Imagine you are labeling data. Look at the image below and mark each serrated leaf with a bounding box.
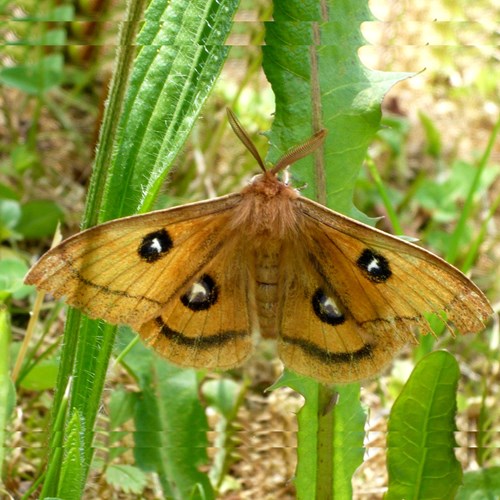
[58,410,84,499]
[105,464,148,495]
[282,372,366,499]
[386,351,462,500]
[263,1,407,498]
[263,0,411,220]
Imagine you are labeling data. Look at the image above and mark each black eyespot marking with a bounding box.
[356,248,392,283]
[312,289,345,326]
[181,274,219,311]
[138,229,173,263]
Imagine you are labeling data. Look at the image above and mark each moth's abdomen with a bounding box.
[254,242,281,338]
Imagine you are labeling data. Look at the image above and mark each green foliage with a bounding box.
[5,0,497,498]
[202,378,245,491]
[0,307,13,476]
[58,410,85,499]
[457,467,500,500]
[0,54,64,95]
[16,200,64,239]
[262,0,407,497]
[104,464,148,495]
[119,331,214,500]
[264,0,410,220]
[33,0,240,497]
[275,373,366,498]
[386,351,462,499]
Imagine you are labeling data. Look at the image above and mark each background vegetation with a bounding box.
[1,0,498,498]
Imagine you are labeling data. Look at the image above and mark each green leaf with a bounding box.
[97,0,240,220]
[16,200,64,239]
[202,378,241,418]
[109,387,137,429]
[0,54,64,95]
[276,373,366,499]
[0,199,21,240]
[58,410,85,499]
[43,0,239,495]
[132,351,214,500]
[263,1,409,497]
[456,467,500,500]
[0,259,29,296]
[0,183,19,201]
[105,464,148,495]
[10,144,39,173]
[419,111,442,159]
[0,306,14,475]
[19,357,59,391]
[386,351,462,500]
[263,0,411,220]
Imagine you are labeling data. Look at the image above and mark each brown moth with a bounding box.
[25,110,492,384]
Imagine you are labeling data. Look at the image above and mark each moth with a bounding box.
[25,110,492,384]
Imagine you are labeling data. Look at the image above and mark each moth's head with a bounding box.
[226,108,327,178]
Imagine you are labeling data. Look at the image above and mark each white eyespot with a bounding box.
[366,258,380,273]
[319,295,343,318]
[187,281,209,303]
[312,289,345,326]
[181,275,219,311]
[149,238,163,254]
[138,229,173,263]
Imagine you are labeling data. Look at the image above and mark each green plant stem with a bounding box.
[83,0,147,229]
[446,115,500,264]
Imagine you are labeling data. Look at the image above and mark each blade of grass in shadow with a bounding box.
[263,0,410,497]
[459,115,500,272]
[41,0,239,495]
[0,306,13,480]
[386,351,462,499]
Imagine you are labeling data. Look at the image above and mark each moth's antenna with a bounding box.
[227,108,267,173]
[271,129,327,174]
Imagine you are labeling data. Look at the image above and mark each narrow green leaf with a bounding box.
[419,111,442,159]
[44,0,238,495]
[58,410,84,499]
[386,351,462,500]
[0,306,14,476]
[98,0,240,220]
